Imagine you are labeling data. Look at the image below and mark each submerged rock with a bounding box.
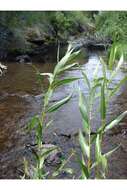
[16,55,32,64]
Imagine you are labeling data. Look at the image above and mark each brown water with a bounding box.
[0,51,127,179]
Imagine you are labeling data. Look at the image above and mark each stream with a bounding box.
[0,50,127,179]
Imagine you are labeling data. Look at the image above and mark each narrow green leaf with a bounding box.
[54,47,80,76]
[54,51,72,76]
[100,82,106,120]
[58,62,78,74]
[93,59,100,79]
[104,144,121,158]
[104,111,127,132]
[45,120,53,128]
[82,119,89,135]
[109,54,124,84]
[66,43,73,53]
[52,77,80,89]
[77,156,89,179]
[100,57,107,81]
[35,121,43,146]
[41,147,57,158]
[108,44,118,70]
[47,93,72,113]
[79,130,89,158]
[67,50,80,64]
[82,70,91,90]
[27,115,40,131]
[109,76,127,98]
[44,88,53,107]
[91,161,98,169]
[95,134,101,161]
[57,41,60,63]
[101,155,107,172]
[90,83,101,104]
[79,89,89,124]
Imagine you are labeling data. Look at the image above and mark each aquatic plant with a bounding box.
[23,42,127,179]
[23,44,80,179]
[78,45,127,179]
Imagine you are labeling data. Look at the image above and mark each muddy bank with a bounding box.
[0,51,127,179]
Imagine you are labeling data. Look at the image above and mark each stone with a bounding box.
[16,55,31,63]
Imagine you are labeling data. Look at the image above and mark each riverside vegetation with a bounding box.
[1,11,127,61]
[22,43,127,179]
[1,11,127,179]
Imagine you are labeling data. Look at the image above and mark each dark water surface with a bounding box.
[0,51,127,179]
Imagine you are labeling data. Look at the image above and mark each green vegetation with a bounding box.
[78,48,127,179]
[23,45,80,179]
[95,12,127,41]
[95,11,127,60]
[23,43,127,179]
[1,11,127,179]
[0,11,93,55]
[1,11,127,60]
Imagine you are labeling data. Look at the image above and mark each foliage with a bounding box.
[78,44,127,179]
[23,44,80,179]
[95,12,127,60]
[23,43,127,179]
[95,12,127,41]
[0,11,92,39]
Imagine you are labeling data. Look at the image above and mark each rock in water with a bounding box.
[16,55,32,64]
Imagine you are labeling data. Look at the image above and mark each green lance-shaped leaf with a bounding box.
[27,115,41,131]
[95,134,108,174]
[104,144,121,158]
[47,93,72,113]
[109,76,127,98]
[82,70,91,90]
[54,48,80,76]
[53,52,71,76]
[41,147,57,160]
[58,62,78,74]
[35,121,43,146]
[79,130,89,158]
[100,82,106,121]
[45,120,53,128]
[100,57,107,81]
[44,88,53,107]
[82,119,89,135]
[52,77,80,89]
[101,155,108,173]
[108,43,118,70]
[77,156,90,179]
[67,50,81,64]
[95,134,101,161]
[109,54,124,84]
[93,58,100,80]
[104,111,127,132]
[79,89,89,124]
[66,43,73,53]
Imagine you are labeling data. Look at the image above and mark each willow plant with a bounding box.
[23,44,80,179]
[78,44,127,179]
